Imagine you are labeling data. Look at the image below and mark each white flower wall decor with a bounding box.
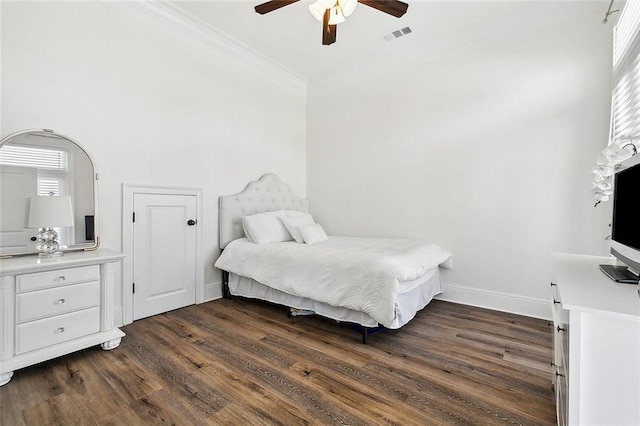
[593,139,638,206]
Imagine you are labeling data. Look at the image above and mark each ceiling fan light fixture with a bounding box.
[255,0,410,45]
[309,0,333,22]
[328,5,346,25]
[320,0,338,7]
[338,0,357,17]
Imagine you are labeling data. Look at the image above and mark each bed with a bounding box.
[214,174,452,342]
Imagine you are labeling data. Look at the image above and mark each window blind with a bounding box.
[0,145,67,170]
[613,0,640,69]
[0,144,69,200]
[38,178,61,196]
[611,0,640,140]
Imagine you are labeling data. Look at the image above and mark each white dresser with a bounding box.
[0,249,125,386]
[551,252,640,426]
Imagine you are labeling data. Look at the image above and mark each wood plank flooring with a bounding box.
[0,299,555,425]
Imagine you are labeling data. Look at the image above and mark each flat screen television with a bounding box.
[600,153,640,284]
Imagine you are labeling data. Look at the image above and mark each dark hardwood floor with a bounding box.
[0,299,555,425]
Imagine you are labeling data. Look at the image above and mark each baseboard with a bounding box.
[115,283,221,327]
[120,282,549,320]
[204,281,223,302]
[435,284,552,320]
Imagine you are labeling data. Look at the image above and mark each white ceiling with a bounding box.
[167,0,614,83]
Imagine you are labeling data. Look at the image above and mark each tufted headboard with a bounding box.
[218,174,309,249]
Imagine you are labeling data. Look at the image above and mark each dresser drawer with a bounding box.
[16,265,100,293]
[15,307,100,354]
[15,281,100,324]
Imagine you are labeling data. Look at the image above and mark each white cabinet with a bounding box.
[0,249,125,386]
[552,253,640,426]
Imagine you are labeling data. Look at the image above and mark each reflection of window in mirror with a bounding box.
[0,144,72,247]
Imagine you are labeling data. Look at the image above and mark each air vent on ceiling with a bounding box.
[384,26,412,41]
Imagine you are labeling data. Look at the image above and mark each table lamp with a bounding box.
[28,195,74,257]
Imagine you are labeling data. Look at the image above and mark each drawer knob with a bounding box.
[57,298,66,305]
[56,276,66,282]
[57,327,65,333]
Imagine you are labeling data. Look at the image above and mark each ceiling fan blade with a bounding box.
[357,0,409,18]
[322,8,337,45]
[255,0,300,15]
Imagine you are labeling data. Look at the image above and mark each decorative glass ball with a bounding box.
[36,228,59,255]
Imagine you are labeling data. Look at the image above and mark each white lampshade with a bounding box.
[309,0,337,22]
[338,0,357,17]
[28,195,74,228]
[309,2,326,22]
[317,0,337,8]
[328,6,346,25]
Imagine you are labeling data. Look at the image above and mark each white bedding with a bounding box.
[214,236,452,327]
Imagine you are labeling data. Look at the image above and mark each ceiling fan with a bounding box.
[254,0,409,46]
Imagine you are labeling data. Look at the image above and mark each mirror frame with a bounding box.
[0,128,100,257]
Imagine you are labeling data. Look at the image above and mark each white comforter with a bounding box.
[214,236,452,327]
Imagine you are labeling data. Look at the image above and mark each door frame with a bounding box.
[122,184,204,325]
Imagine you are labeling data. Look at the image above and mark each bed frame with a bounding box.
[217,174,446,343]
[218,174,379,342]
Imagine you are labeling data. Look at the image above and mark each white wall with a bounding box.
[307,3,612,318]
[1,1,615,321]
[1,1,306,324]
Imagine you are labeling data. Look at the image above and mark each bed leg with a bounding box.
[362,327,368,344]
[222,270,231,299]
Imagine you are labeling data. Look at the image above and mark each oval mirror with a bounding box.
[0,129,98,257]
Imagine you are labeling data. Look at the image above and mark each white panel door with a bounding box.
[0,166,38,253]
[133,193,197,320]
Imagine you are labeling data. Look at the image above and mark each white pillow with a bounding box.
[300,223,328,245]
[283,209,308,217]
[280,214,315,243]
[242,210,292,244]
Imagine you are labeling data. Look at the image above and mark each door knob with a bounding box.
[187,219,197,226]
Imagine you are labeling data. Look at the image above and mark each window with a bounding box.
[593,2,640,205]
[0,144,69,196]
[0,144,71,244]
[0,144,67,170]
[612,0,640,140]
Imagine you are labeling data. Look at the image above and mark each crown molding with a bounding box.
[121,1,306,91]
